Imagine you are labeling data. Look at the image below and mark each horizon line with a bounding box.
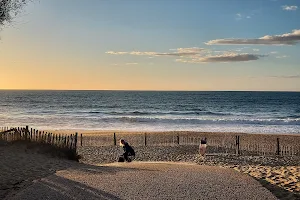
[0,89,299,92]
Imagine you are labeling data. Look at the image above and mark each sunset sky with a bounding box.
[1,0,300,91]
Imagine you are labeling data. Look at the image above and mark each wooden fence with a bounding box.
[80,132,300,156]
[0,126,78,155]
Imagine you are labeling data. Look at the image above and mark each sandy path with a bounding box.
[11,162,277,200]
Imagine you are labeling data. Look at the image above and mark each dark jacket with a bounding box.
[123,143,135,156]
[200,139,207,144]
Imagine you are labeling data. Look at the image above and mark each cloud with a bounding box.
[155,52,200,56]
[107,48,266,64]
[106,51,129,55]
[275,55,289,59]
[269,75,300,79]
[235,13,252,20]
[270,51,278,54]
[253,49,260,51]
[205,29,300,45]
[234,47,249,52]
[106,51,157,56]
[176,53,266,63]
[282,5,298,11]
[106,47,206,57]
[236,13,242,20]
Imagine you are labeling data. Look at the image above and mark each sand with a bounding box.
[49,130,300,156]
[46,129,299,136]
[1,131,299,199]
[231,165,300,193]
[10,162,277,200]
[0,141,78,199]
[79,145,300,199]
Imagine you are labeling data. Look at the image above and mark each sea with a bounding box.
[0,91,299,134]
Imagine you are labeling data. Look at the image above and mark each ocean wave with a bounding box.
[87,110,234,116]
[99,116,300,126]
[276,115,300,119]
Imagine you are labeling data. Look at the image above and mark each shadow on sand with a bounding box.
[0,142,154,199]
[257,178,300,200]
[9,163,157,200]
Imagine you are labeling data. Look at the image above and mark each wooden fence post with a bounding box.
[64,136,67,148]
[177,134,180,145]
[236,136,240,155]
[144,133,147,146]
[80,134,83,146]
[74,132,78,152]
[113,133,116,146]
[51,133,54,144]
[67,135,70,148]
[276,138,280,155]
[58,134,61,147]
[25,126,29,140]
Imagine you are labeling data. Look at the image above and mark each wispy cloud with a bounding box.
[253,49,260,52]
[107,48,267,64]
[176,53,266,63]
[275,55,289,59]
[106,51,130,55]
[205,29,300,45]
[282,5,298,11]
[270,51,278,54]
[106,51,156,56]
[235,13,252,20]
[236,13,242,20]
[235,8,261,21]
[269,75,300,79]
[125,63,138,65]
[234,47,249,52]
[106,47,206,57]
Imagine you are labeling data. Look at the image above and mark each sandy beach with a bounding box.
[10,162,277,200]
[0,141,79,199]
[48,130,300,156]
[1,131,299,199]
[78,145,300,199]
[47,129,300,137]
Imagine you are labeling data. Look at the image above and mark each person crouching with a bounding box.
[119,139,135,162]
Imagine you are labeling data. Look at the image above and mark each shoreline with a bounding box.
[45,129,300,136]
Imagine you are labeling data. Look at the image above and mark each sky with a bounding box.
[0,0,300,91]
